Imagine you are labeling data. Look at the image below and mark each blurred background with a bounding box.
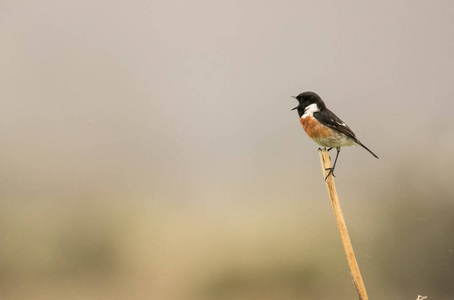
[1,0,454,299]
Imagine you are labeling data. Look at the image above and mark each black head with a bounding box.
[291,91,325,117]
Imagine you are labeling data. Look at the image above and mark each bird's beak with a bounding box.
[291,96,298,110]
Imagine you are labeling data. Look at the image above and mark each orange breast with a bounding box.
[300,115,333,139]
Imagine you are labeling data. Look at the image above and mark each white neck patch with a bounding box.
[302,103,319,118]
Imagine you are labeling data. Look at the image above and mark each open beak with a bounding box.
[291,96,299,110]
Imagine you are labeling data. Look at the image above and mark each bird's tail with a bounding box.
[357,141,379,159]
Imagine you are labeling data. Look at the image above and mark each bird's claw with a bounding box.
[324,167,335,180]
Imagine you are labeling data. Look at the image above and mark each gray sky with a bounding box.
[1,0,453,206]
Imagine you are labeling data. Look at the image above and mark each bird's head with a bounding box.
[291,91,325,117]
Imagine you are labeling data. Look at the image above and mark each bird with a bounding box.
[292,91,378,179]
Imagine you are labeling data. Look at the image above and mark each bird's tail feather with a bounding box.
[357,141,379,159]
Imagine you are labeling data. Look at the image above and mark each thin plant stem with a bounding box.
[318,148,368,300]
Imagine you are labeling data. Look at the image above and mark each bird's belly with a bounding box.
[300,116,356,148]
[312,134,356,148]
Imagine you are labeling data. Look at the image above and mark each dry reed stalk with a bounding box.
[318,148,368,300]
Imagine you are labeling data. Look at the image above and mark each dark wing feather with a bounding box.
[314,109,379,158]
[313,109,358,141]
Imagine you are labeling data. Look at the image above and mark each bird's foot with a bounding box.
[319,148,333,171]
[324,167,335,180]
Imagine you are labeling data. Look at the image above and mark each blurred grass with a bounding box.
[0,163,453,300]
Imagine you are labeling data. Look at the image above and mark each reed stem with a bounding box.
[318,148,368,300]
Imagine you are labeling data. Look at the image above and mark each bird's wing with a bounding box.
[313,109,358,140]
